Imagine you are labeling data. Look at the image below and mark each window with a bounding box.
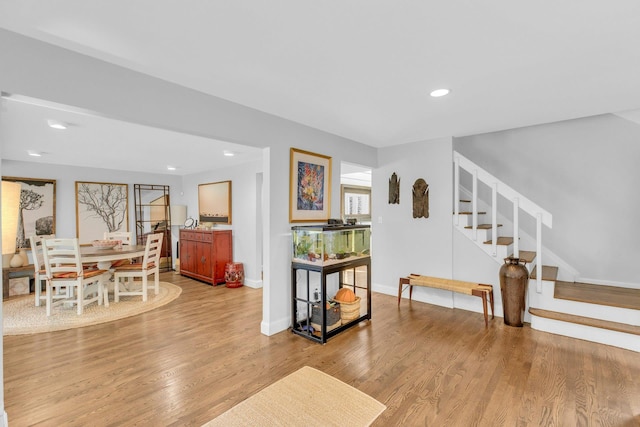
[340,184,371,222]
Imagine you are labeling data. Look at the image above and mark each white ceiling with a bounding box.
[0,95,263,176]
[2,1,640,173]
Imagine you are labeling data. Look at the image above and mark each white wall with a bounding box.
[261,144,378,336]
[1,160,182,247]
[454,114,640,286]
[181,158,263,287]
[372,137,456,305]
[0,29,378,341]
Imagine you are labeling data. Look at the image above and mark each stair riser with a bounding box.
[528,284,639,325]
[530,316,639,352]
[455,214,485,227]
[457,226,495,243]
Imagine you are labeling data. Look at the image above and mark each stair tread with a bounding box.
[530,265,558,281]
[515,250,536,264]
[464,224,503,230]
[483,237,513,245]
[529,308,640,336]
[554,281,640,311]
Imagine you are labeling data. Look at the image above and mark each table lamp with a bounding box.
[170,205,187,271]
[2,181,22,268]
[170,205,187,228]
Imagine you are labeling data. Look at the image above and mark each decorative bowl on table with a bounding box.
[91,240,119,249]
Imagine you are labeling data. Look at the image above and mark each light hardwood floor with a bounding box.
[4,272,639,426]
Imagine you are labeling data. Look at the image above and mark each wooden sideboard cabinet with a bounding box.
[179,229,232,285]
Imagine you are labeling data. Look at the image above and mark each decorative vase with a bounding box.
[9,253,23,268]
[499,257,529,327]
[19,247,29,266]
[224,262,244,288]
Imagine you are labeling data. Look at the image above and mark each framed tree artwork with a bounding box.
[1,176,56,249]
[75,181,128,245]
[198,180,232,225]
[289,148,332,223]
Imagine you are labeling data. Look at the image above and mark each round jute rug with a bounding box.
[3,281,182,335]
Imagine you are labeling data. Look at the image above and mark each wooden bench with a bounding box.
[398,273,494,327]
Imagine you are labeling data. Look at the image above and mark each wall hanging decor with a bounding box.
[198,180,232,225]
[289,148,332,223]
[388,172,400,204]
[76,181,128,245]
[412,178,429,218]
[2,176,56,248]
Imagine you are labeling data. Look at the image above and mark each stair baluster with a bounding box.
[491,183,497,256]
[472,169,478,241]
[536,213,543,293]
[513,197,519,257]
[454,156,460,226]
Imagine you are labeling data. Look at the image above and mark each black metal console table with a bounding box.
[291,256,371,344]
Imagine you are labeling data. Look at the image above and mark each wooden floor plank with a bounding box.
[3,272,639,426]
[555,280,640,310]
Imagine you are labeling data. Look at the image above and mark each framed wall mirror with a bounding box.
[134,184,172,271]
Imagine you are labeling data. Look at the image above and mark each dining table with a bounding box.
[79,244,148,306]
[80,244,147,270]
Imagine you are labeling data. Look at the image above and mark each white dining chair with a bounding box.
[113,232,163,302]
[103,231,133,246]
[41,238,110,316]
[103,231,134,267]
[30,234,65,307]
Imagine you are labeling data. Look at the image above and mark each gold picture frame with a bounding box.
[289,148,332,223]
[2,176,56,248]
[75,181,129,245]
[198,180,232,225]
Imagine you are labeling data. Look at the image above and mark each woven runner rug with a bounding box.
[3,281,181,335]
[202,366,386,427]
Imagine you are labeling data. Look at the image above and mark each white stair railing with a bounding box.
[453,151,552,292]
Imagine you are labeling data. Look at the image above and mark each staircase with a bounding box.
[453,151,639,352]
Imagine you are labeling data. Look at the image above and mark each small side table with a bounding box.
[2,265,35,299]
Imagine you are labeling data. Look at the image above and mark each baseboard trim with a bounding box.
[244,278,263,289]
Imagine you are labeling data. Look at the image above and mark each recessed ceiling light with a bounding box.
[27,150,42,157]
[223,150,235,157]
[167,166,176,171]
[430,88,450,98]
[47,119,67,130]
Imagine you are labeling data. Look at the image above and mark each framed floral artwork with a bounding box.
[75,181,128,245]
[289,148,332,223]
